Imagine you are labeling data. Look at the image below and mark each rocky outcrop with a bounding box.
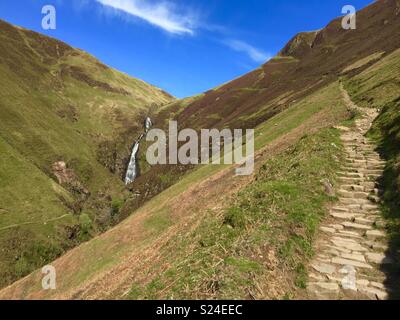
[278,31,319,58]
[52,161,89,199]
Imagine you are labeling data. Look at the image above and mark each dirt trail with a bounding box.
[306,86,396,300]
[0,214,70,232]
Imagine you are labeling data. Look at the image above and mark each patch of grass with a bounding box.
[369,98,400,253]
[143,208,173,233]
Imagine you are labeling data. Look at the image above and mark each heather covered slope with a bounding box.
[0,19,174,287]
[158,0,399,131]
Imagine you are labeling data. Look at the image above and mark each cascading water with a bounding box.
[124,140,140,185]
[124,117,153,185]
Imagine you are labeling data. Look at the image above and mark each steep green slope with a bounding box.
[0,19,174,287]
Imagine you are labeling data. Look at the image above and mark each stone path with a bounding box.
[306,88,395,300]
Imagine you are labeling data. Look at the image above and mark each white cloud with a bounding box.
[224,39,270,63]
[95,0,196,35]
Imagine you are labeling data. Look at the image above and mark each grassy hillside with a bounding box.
[0,19,174,287]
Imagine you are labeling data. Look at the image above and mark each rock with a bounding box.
[307,282,340,299]
[320,226,335,233]
[330,224,345,230]
[356,279,370,287]
[365,252,394,264]
[354,217,374,226]
[342,222,372,230]
[330,211,361,220]
[331,257,373,269]
[322,179,335,196]
[365,230,386,240]
[358,287,388,300]
[309,273,325,281]
[340,253,366,263]
[362,204,380,211]
[311,263,336,274]
[327,245,351,254]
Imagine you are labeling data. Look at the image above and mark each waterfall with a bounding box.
[124,141,140,185]
[124,117,153,185]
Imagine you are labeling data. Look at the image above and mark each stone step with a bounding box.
[342,221,372,231]
[362,204,380,211]
[341,252,367,262]
[331,257,373,269]
[338,172,364,178]
[339,177,364,184]
[360,169,384,175]
[346,159,367,165]
[339,198,370,205]
[364,241,388,251]
[346,155,366,161]
[354,217,375,226]
[330,211,363,220]
[341,185,365,192]
[365,175,382,181]
[365,252,394,265]
[365,230,386,240]
[338,190,370,199]
[307,282,340,299]
[338,230,363,239]
[367,195,381,204]
[342,167,363,174]
[361,181,379,189]
[331,206,349,213]
[330,238,369,252]
[358,286,388,300]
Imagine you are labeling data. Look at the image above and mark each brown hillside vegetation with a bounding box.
[166,0,399,131]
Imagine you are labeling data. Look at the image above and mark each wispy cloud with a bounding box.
[223,39,270,63]
[95,0,196,35]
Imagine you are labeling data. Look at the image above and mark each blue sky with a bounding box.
[0,0,373,98]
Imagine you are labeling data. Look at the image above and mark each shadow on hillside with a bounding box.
[374,148,400,299]
[367,97,400,300]
[377,170,400,300]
